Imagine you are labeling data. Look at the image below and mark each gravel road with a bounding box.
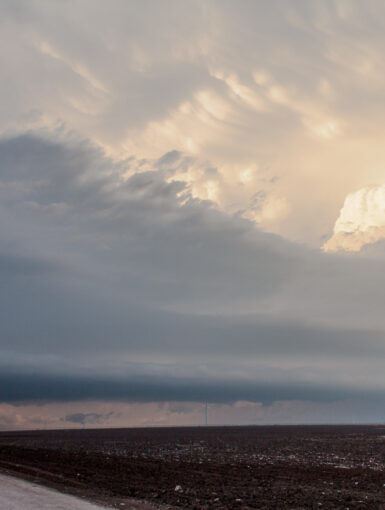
[0,473,109,510]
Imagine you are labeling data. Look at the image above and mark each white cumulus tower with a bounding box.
[323,185,385,252]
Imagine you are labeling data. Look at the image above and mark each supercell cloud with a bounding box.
[2,133,385,415]
[2,1,385,426]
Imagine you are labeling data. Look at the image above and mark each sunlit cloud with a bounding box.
[3,1,385,425]
[324,185,385,251]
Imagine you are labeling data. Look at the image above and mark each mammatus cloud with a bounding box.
[324,185,385,252]
[5,1,385,246]
[3,1,385,426]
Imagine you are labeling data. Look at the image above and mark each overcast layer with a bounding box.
[2,1,385,427]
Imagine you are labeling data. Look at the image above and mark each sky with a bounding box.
[2,0,385,429]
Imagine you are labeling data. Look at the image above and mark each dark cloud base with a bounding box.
[0,371,380,406]
[1,133,385,413]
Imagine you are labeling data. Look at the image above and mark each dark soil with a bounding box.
[1,425,385,509]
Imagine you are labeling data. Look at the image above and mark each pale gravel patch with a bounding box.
[0,473,110,510]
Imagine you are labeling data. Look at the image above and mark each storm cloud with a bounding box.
[0,133,385,410]
[2,2,385,425]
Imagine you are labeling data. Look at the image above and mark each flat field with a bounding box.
[1,425,385,509]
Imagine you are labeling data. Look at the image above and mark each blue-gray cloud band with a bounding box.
[1,134,385,405]
[1,370,382,405]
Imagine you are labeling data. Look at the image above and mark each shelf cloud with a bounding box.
[2,1,385,426]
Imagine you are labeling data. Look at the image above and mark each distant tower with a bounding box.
[205,401,208,426]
